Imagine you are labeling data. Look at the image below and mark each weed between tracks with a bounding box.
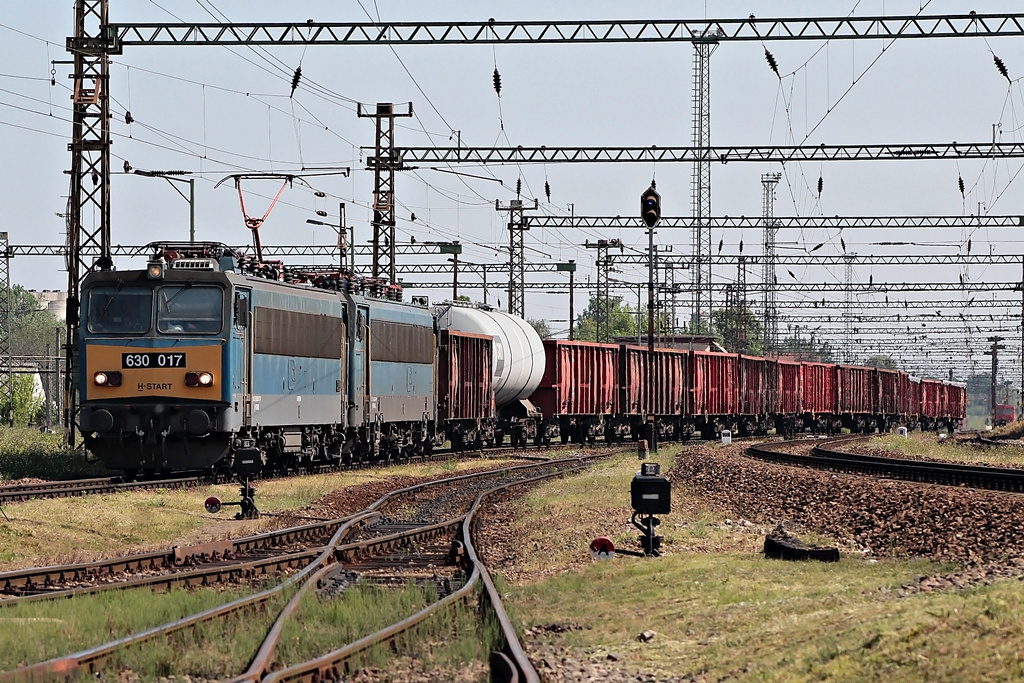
[276,580,498,680]
[494,448,1024,681]
[0,582,288,676]
[868,430,1024,468]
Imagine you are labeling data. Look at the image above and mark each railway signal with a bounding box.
[640,183,661,228]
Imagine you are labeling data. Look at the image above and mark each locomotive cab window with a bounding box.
[157,285,223,334]
[86,285,153,334]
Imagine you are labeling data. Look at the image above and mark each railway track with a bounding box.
[0,476,203,505]
[0,453,608,681]
[0,441,580,506]
[747,435,1024,492]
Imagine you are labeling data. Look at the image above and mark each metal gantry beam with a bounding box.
[107,14,1024,47]
[522,215,1024,230]
[392,281,1022,293]
[613,254,1024,266]
[373,142,1024,165]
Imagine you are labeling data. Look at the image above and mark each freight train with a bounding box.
[75,241,965,476]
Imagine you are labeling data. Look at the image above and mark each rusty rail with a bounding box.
[0,456,604,681]
[259,469,563,683]
[0,476,201,504]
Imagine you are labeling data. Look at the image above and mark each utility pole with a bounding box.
[0,232,10,427]
[584,239,623,343]
[496,198,539,318]
[66,0,112,444]
[642,182,662,453]
[986,336,1006,426]
[843,253,857,363]
[691,32,720,334]
[556,261,577,340]
[360,102,412,284]
[761,172,781,353]
[437,242,463,300]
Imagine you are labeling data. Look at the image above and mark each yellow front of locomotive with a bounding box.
[79,264,231,474]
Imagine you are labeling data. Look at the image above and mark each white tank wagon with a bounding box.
[433,303,545,411]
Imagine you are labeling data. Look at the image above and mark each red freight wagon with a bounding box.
[838,365,873,415]
[908,377,923,420]
[531,340,618,418]
[800,362,837,415]
[920,379,942,419]
[437,330,493,422]
[874,368,901,416]
[778,360,802,414]
[619,345,687,416]
[947,383,967,421]
[691,351,738,418]
[896,372,915,418]
[737,355,772,416]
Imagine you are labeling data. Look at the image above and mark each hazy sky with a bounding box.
[3,1,1024,377]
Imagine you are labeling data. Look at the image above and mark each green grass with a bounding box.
[277,580,499,676]
[870,431,1024,467]
[495,448,1024,682]
[0,583,284,674]
[0,428,106,482]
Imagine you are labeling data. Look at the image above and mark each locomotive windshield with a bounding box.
[87,285,153,334]
[156,285,223,334]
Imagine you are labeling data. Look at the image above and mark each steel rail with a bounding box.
[0,456,570,600]
[260,468,564,683]
[0,513,369,596]
[746,436,1024,492]
[108,14,1024,47]
[0,511,379,683]
[0,476,200,505]
[0,456,601,681]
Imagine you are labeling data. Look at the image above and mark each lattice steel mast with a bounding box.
[66,0,112,441]
[761,173,781,353]
[360,102,412,284]
[584,239,622,343]
[496,198,538,318]
[691,34,719,333]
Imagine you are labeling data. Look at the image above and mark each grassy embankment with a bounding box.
[0,428,106,482]
[499,441,1024,682]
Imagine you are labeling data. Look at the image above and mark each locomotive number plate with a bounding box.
[122,352,186,368]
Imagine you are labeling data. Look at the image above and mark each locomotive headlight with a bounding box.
[147,260,164,279]
[185,371,214,387]
[93,371,122,387]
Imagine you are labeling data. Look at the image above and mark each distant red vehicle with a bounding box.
[995,403,1016,427]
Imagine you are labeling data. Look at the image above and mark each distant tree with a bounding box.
[527,318,552,340]
[455,295,471,303]
[775,331,835,363]
[863,354,898,370]
[574,295,638,343]
[1,286,65,357]
[0,373,44,427]
[710,306,764,355]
